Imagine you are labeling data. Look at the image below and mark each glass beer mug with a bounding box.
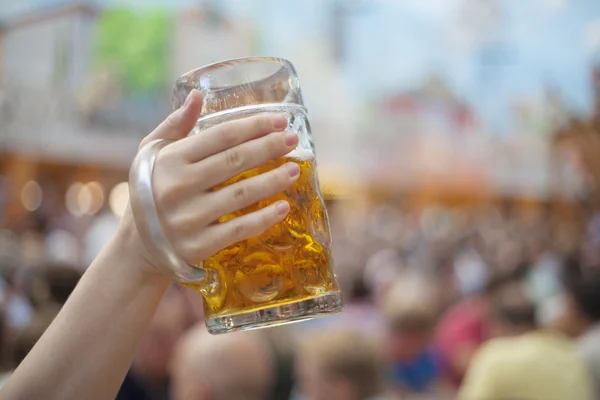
[129,57,342,334]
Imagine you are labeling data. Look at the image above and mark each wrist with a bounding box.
[111,204,172,286]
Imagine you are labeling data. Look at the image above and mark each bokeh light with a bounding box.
[109,182,129,217]
[84,182,105,216]
[65,182,85,217]
[20,181,43,211]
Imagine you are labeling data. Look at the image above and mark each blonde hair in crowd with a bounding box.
[171,325,274,400]
[382,273,439,332]
[300,329,385,399]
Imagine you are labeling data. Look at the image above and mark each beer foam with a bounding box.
[287,148,315,161]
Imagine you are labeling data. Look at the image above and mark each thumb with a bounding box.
[139,89,203,148]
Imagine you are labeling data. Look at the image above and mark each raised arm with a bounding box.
[0,90,299,400]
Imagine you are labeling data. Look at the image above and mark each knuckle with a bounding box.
[154,186,173,207]
[154,145,183,173]
[155,179,186,207]
[154,148,168,166]
[254,115,269,132]
[233,185,247,204]
[169,212,192,233]
[231,222,246,240]
[158,145,177,163]
[164,111,180,130]
[225,148,244,170]
[152,171,170,204]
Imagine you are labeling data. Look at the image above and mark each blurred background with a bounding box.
[2,0,600,399]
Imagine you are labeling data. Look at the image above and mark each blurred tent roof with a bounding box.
[366,135,585,202]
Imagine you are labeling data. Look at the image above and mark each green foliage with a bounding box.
[95,8,171,94]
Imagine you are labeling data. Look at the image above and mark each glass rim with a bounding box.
[174,56,296,86]
[172,56,304,115]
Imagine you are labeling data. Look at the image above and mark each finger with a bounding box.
[195,130,299,189]
[180,162,300,231]
[139,89,203,148]
[178,113,288,163]
[161,162,299,235]
[184,200,290,261]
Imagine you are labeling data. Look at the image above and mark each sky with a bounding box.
[2,0,600,134]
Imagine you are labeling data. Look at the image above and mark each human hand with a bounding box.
[121,89,300,277]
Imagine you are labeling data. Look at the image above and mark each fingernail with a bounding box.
[275,201,290,216]
[286,162,300,178]
[284,131,298,146]
[272,114,288,130]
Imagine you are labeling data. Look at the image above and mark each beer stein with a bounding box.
[129,57,342,334]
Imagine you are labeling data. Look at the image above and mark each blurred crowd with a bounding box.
[0,199,600,400]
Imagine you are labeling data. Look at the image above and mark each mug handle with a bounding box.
[128,139,207,284]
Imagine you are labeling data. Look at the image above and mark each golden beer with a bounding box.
[169,57,342,333]
[186,150,338,318]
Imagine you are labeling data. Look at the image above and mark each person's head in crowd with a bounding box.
[382,274,438,362]
[560,253,600,337]
[481,265,528,299]
[171,325,273,400]
[295,329,385,400]
[487,281,537,338]
[132,285,188,386]
[381,275,441,394]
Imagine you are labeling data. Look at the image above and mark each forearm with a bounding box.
[0,217,170,400]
